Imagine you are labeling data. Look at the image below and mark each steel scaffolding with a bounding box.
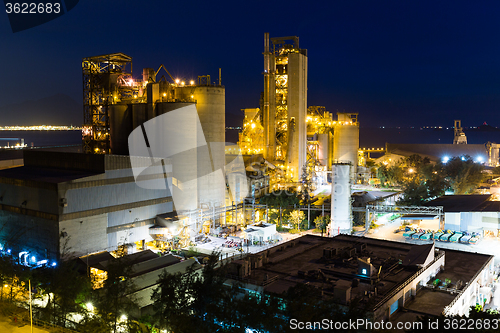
[82,53,133,154]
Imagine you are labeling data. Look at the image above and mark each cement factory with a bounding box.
[1,32,500,325]
[0,33,499,268]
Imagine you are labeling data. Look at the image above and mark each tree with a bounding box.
[314,215,329,237]
[93,257,138,333]
[33,260,91,327]
[259,190,300,227]
[289,210,305,231]
[299,165,316,204]
[444,156,484,194]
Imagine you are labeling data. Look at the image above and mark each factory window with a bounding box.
[362,268,367,275]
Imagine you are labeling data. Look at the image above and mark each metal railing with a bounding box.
[373,250,445,311]
[443,255,494,316]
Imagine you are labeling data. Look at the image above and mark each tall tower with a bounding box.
[263,33,307,182]
[82,53,134,154]
[453,120,467,144]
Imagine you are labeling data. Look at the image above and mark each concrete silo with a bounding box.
[330,163,352,236]
[333,113,359,180]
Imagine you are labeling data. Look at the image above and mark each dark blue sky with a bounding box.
[1,1,500,127]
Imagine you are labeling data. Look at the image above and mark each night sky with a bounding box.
[1,1,500,128]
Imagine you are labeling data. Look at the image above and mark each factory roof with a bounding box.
[230,234,493,315]
[386,143,488,162]
[0,165,99,184]
[426,195,500,212]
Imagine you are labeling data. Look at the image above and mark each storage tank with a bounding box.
[330,163,352,236]
[175,85,226,209]
[333,113,359,179]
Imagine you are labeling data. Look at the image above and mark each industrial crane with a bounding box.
[154,64,175,83]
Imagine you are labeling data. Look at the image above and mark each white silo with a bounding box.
[330,163,352,236]
[333,113,359,180]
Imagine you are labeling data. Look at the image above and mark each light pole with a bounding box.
[29,279,33,333]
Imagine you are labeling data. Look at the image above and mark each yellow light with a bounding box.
[181,81,185,86]
[191,95,194,99]
[134,95,137,98]
[163,93,166,97]
[190,80,195,85]
[251,123,256,129]
[175,79,180,84]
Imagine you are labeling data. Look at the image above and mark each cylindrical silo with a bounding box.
[175,85,226,209]
[333,115,359,180]
[330,163,352,236]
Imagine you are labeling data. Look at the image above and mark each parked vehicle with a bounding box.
[459,232,472,244]
[449,232,463,243]
[420,231,433,240]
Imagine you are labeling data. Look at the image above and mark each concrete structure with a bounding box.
[242,222,278,244]
[263,34,307,182]
[333,113,359,179]
[83,53,227,210]
[380,143,489,165]
[226,234,495,322]
[426,195,500,238]
[330,163,352,235]
[79,249,202,316]
[453,120,467,144]
[0,150,174,261]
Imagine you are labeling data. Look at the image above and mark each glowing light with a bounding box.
[175,79,180,84]
[31,256,36,262]
[163,93,166,97]
[461,156,465,161]
[181,81,185,86]
[86,303,94,312]
[120,314,128,321]
[408,168,414,173]
[251,123,256,129]
[442,156,449,163]
[476,156,483,162]
[190,80,195,85]
[51,262,57,267]
[191,95,194,99]
[128,79,133,86]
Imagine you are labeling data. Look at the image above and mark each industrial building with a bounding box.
[82,53,228,210]
[375,120,500,167]
[0,150,174,261]
[425,195,500,238]
[238,34,360,190]
[262,34,308,183]
[0,52,252,263]
[226,234,495,321]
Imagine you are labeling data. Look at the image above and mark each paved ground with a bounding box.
[0,317,51,333]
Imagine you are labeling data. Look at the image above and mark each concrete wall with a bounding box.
[0,210,59,260]
[445,211,500,234]
[374,251,445,321]
[59,214,107,257]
